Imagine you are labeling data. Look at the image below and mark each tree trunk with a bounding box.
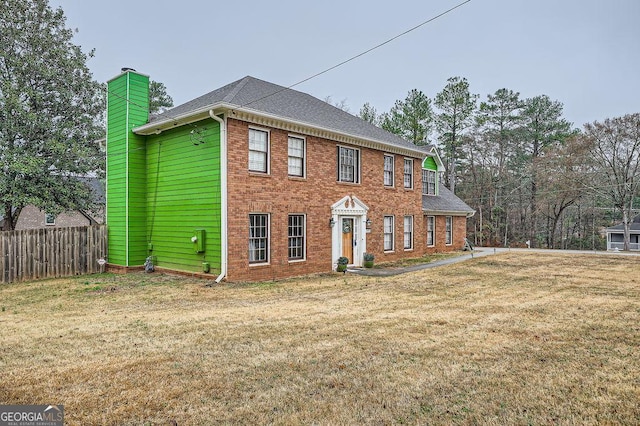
[622,209,631,251]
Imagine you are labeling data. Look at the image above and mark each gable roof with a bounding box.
[605,215,640,232]
[134,76,432,157]
[423,184,476,217]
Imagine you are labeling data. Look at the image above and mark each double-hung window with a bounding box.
[403,159,413,189]
[249,128,269,173]
[337,146,360,183]
[249,214,269,264]
[288,136,305,177]
[383,154,394,187]
[288,214,305,261]
[383,216,394,251]
[404,216,413,250]
[445,216,453,245]
[427,216,435,246]
[422,170,436,195]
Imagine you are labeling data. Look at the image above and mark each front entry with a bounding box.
[331,195,369,268]
[341,218,354,263]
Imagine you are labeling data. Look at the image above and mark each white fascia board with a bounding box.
[132,103,228,135]
[423,209,476,218]
[229,107,430,159]
[134,104,429,158]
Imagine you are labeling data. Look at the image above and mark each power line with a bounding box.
[101,0,472,120]
[240,0,472,109]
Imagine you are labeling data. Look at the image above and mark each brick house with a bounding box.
[1,178,105,230]
[106,69,474,282]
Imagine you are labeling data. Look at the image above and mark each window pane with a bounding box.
[249,151,266,172]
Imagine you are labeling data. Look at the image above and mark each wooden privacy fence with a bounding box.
[1,225,107,284]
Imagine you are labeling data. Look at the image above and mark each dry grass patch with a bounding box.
[1,252,639,425]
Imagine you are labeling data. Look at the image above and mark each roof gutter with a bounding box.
[208,110,227,283]
[423,209,476,218]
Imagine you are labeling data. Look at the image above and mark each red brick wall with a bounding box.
[225,118,468,282]
[423,214,468,253]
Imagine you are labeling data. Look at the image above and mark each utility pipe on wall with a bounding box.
[209,110,227,283]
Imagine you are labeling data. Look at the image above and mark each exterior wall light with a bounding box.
[366,218,372,228]
[329,217,336,227]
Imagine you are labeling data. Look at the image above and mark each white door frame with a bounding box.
[331,195,368,268]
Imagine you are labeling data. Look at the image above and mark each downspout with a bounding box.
[209,110,227,283]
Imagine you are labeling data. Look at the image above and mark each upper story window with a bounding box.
[422,169,437,195]
[383,154,394,187]
[249,128,269,173]
[288,136,305,177]
[403,158,413,189]
[337,146,360,184]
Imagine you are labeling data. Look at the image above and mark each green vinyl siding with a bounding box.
[423,156,438,171]
[145,121,222,274]
[106,71,149,266]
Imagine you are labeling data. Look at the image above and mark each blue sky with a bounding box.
[50,0,639,128]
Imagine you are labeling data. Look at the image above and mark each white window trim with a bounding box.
[337,145,361,184]
[287,134,306,178]
[427,216,435,247]
[383,215,395,252]
[249,213,270,266]
[248,126,270,174]
[383,154,394,187]
[403,158,414,189]
[404,215,414,251]
[287,213,306,262]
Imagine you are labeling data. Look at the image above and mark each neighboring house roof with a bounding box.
[135,76,432,157]
[423,184,476,217]
[605,215,640,233]
[79,177,106,205]
[0,177,105,227]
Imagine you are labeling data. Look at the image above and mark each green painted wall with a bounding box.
[423,156,438,171]
[146,122,222,274]
[106,71,149,266]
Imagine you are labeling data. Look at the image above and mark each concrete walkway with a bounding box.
[346,247,640,277]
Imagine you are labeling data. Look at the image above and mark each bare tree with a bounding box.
[583,113,640,250]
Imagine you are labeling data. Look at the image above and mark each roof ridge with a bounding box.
[222,76,253,104]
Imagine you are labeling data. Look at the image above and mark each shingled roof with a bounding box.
[423,184,475,216]
[143,76,431,155]
[605,215,640,232]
